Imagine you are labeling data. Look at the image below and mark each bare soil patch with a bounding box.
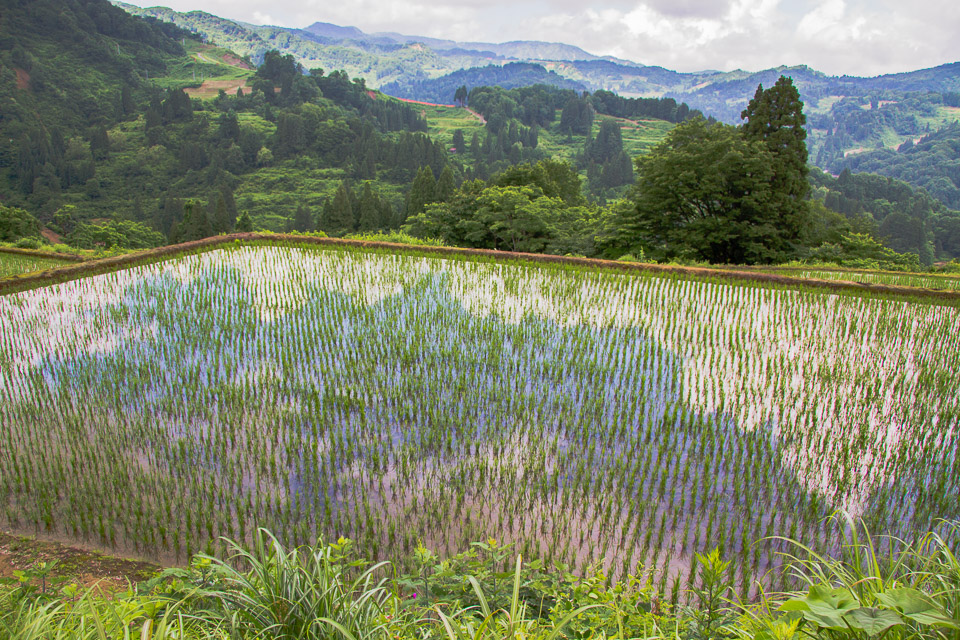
[14,67,29,90]
[0,530,159,593]
[222,53,252,69]
[184,78,252,99]
[40,228,63,244]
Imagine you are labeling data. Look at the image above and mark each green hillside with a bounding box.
[109,2,960,209]
[5,0,960,274]
[0,1,689,255]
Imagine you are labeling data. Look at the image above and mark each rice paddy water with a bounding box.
[1,244,958,600]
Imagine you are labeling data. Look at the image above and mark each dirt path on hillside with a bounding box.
[464,107,486,124]
[393,97,486,125]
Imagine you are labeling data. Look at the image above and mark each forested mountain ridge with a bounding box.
[113,2,960,209]
[3,0,959,268]
[0,0,463,248]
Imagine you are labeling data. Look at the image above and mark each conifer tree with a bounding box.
[407,166,437,218]
[741,76,808,195]
[219,185,238,229]
[452,129,465,151]
[292,201,313,232]
[236,211,253,232]
[328,181,356,235]
[357,183,381,232]
[179,200,211,241]
[435,166,456,203]
[740,75,810,243]
[212,194,232,235]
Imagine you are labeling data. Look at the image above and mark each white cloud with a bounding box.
[797,0,847,39]
[251,11,282,26]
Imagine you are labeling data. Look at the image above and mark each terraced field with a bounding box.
[0,252,73,279]
[760,267,960,291]
[1,242,958,600]
[417,102,674,166]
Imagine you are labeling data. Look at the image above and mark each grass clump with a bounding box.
[2,516,958,639]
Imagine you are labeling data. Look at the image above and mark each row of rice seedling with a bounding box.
[1,244,958,600]
[0,252,72,279]
[764,268,960,291]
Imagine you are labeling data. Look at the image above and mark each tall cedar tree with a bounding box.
[407,166,437,218]
[212,195,232,235]
[436,166,457,203]
[452,129,466,152]
[327,182,356,235]
[293,201,313,232]
[741,76,809,243]
[357,183,381,232]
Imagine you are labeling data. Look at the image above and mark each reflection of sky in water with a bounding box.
[2,246,959,532]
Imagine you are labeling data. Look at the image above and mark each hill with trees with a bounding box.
[3,0,959,270]
[827,122,960,210]
[110,4,960,210]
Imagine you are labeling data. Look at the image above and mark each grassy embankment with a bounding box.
[1,517,958,639]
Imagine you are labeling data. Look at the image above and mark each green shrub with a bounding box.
[0,204,40,243]
[14,237,41,250]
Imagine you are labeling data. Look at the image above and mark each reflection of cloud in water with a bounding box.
[2,245,959,535]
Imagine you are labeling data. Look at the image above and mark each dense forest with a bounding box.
[828,122,960,209]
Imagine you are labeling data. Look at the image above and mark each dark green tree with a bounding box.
[219,185,239,229]
[492,159,584,206]
[740,76,809,239]
[0,204,41,242]
[407,166,437,218]
[177,200,211,242]
[292,201,314,232]
[89,125,110,161]
[236,211,254,232]
[219,111,241,143]
[452,129,466,152]
[357,182,381,232]
[120,84,135,116]
[327,181,356,235]
[614,117,791,264]
[435,165,457,203]
[211,194,233,235]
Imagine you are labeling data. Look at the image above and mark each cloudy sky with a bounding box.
[124,0,960,77]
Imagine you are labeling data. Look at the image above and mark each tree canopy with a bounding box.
[610,118,794,264]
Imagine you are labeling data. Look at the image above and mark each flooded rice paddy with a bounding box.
[1,244,959,597]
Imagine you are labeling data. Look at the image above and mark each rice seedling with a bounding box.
[1,242,958,602]
[760,268,960,291]
[0,253,72,279]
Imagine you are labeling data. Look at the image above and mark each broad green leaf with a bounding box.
[778,598,810,612]
[787,585,860,630]
[845,607,903,635]
[876,588,959,628]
